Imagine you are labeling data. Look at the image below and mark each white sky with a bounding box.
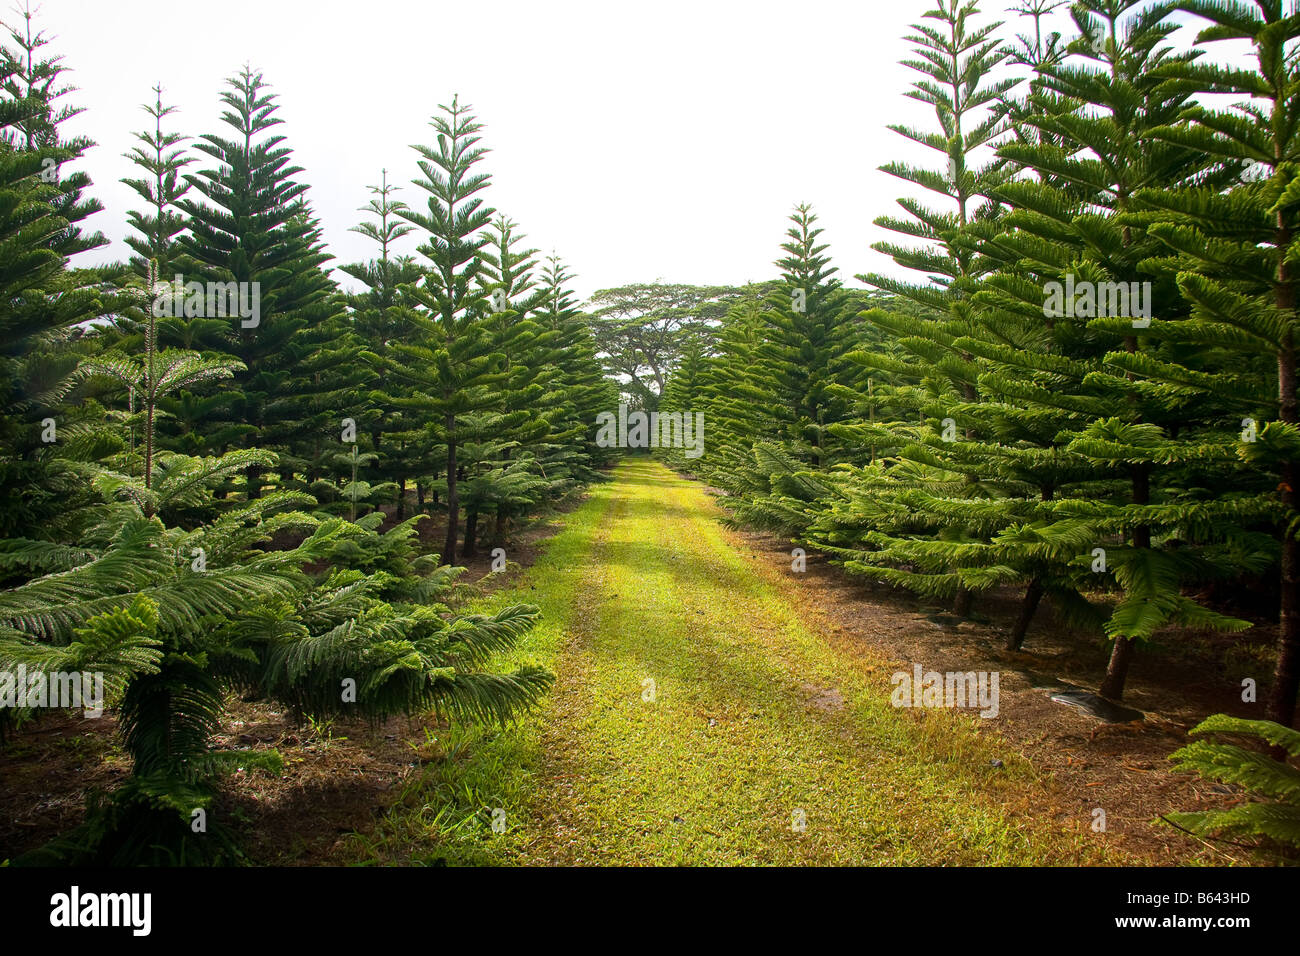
[24,0,1224,303]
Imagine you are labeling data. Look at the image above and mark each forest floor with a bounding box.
[1,458,1266,865]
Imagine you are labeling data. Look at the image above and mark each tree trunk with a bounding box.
[1006,579,1044,651]
[1268,522,1300,727]
[1268,347,1299,728]
[952,587,972,618]
[493,505,508,547]
[1006,489,1056,651]
[443,416,458,565]
[463,505,479,560]
[1100,467,1151,700]
[1100,635,1135,700]
[396,476,406,520]
[1268,183,1298,732]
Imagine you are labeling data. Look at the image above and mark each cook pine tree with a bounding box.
[121,85,191,281]
[838,0,1015,618]
[1129,0,1300,726]
[0,4,111,538]
[953,0,1250,683]
[390,95,502,565]
[343,169,427,518]
[176,67,340,495]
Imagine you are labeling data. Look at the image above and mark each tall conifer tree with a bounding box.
[122,85,190,279]
[177,68,340,497]
[390,96,502,564]
[837,0,1015,617]
[343,170,426,518]
[1127,0,1300,724]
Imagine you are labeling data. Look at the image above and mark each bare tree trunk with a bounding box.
[493,505,508,547]
[1269,304,1299,727]
[1100,467,1150,699]
[463,504,479,560]
[1268,518,1299,727]
[1100,635,1136,700]
[1006,579,1044,651]
[953,588,972,618]
[443,414,458,565]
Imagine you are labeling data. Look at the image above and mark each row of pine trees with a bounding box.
[660,0,1300,734]
[0,4,616,862]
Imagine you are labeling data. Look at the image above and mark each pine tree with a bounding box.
[816,0,1016,618]
[751,204,856,470]
[390,96,502,565]
[0,4,111,538]
[811,0,1254,682]
[176,67,340,498]
[658,333,710,471]
[82,264,245,502]
[2,473,553,863]
[535,255,622,476]
[665,288,782,514]
[342,169,427,519]
[684,207,861,535]
[457,215,552,556]
[0,0,101,247]
[1122,0,1300,724]
[121,85,191,279]
[949,0,1251,678]
[1036,0,1224,696]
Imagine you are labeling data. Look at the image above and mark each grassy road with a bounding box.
[351,459,1123,865]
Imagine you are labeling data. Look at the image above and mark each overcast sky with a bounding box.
[27,0,1216,303]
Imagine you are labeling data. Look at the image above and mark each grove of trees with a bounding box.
[661,0,1300,741]
[0,5,616,862]
[4,0,1300,864]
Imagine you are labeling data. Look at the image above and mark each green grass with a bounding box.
[346,459,1128,866]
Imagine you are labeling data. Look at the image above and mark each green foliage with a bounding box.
[14,0,1300,869]
[0,18,611,862]
[657,0,1299,722]
[588,282,759,409]
[1165,715,1300,852]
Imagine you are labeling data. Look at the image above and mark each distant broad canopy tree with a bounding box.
[586,282,770,410]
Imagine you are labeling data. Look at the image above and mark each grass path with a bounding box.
[352,459,1128,865]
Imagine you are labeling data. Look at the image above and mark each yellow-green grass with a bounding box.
[345,458,1127,866]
